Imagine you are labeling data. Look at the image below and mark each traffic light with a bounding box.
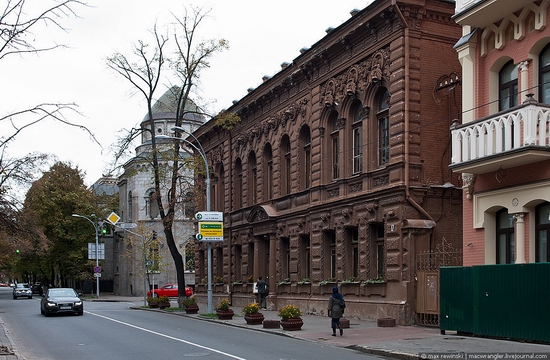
[15,249,19,254]
[100,222,110,236]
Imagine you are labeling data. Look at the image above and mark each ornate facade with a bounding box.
[191,0,463,324]
[451,0,550,266]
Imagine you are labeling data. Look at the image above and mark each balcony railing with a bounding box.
[450,100,550,174]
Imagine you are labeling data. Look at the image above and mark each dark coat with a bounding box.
[328,294,344,319]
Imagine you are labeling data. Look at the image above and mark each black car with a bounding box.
[13,283,32,299]
[40,288,83,316]
[31,284,43,296]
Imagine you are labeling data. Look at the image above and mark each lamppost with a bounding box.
[159,127,213,313]
[72,213,100,298]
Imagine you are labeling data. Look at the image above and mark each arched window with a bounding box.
[299,126,311,189]
[377,89,390,166]
[263,144,273,200]
[280,135,291,196]
[147,190,160,219]
[127,191,133,221]
[496,208,514,264]
[234,158,242,209]
[248,152,257,205]
[536,202,550,262]
[499,60,518,111]
[352,101,364,174]
[539,45,550,104]
[329,110,340,180]
[216,164,225,211]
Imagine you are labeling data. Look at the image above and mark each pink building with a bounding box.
[451,0,550,266]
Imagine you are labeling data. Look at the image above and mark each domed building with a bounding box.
[114,87,205,297]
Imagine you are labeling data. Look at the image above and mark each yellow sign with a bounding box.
[107,212,120,225]
[198,222,224,241]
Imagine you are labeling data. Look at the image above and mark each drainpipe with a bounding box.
[392,0,434,222]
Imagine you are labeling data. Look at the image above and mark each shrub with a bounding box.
[182,297,197,308]
[242,302,260,315]
[278,304,302,320]
[217,298,231,311]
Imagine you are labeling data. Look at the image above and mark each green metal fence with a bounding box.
[440,263,550,343]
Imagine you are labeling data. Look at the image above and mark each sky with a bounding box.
[2,0,371,187]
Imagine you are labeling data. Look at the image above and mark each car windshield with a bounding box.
[16,284,29,288]
[49,289,76,297]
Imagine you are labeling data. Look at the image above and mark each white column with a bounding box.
[518,61,529,102]
[514,213,526,264]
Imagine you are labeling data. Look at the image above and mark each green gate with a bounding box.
[440,263,550,343]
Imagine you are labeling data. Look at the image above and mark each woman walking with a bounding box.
[328,286,345,336]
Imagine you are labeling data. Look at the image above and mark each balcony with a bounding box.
[454,0,534,28]
[450,99,550,175]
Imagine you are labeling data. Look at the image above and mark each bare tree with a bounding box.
[107,7,228,306]
[0,0,98,151]
[0,1,97,248]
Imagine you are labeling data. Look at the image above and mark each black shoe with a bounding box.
[332,333,336,336]
[340,328,343,336]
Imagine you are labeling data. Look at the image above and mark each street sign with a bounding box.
[88,243,105,260]
[195,211,223,222]
[196,233,203,241]
[106,212,120,225]
[197,222,224,242]
[120,222,137,229]
[94,266,101,273]
[94,273,101,278]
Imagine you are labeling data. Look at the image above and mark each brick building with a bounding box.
[451,0,550,266]
[190,0,463,325]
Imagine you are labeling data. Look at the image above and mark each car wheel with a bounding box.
[28,296,32,299]
[12,296,16,299]
[44,311,50,317]
[41,307,44,315]
[153,293,158,297]
[77,311,83,316]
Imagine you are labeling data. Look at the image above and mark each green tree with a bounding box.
[20,162,97,287]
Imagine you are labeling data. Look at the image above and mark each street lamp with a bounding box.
[165,126,214,314]
[72,213,100,298]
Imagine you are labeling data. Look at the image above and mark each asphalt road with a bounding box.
[0,288,383,360]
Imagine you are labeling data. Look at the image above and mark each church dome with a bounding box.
[141,86,205,124]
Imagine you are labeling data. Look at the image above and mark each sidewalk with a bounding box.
[1,295,549,359]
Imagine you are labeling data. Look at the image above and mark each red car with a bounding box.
[147,284,193,297]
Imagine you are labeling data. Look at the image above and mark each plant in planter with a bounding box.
[277,278,291,286]
[182,296,199,314]
[319,278,336,286]
[364,277,386,284]
[364,277,387,296]
[216,298,234,320]
[157,295,171,309]
[278,304,303,331]
[297,278,310,285]
[147,296,159,308]
[247,274,254,283]
[242,302,264,325]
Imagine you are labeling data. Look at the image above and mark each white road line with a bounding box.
[86,311,246,360]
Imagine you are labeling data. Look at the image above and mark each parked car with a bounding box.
[147,284,193,298]
[12,283,32,299]
[31,284,43,295]
[40,288,83,316]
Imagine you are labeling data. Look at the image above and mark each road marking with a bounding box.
[87,311,246,359]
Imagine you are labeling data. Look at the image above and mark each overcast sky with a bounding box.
[2,0,371,186]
